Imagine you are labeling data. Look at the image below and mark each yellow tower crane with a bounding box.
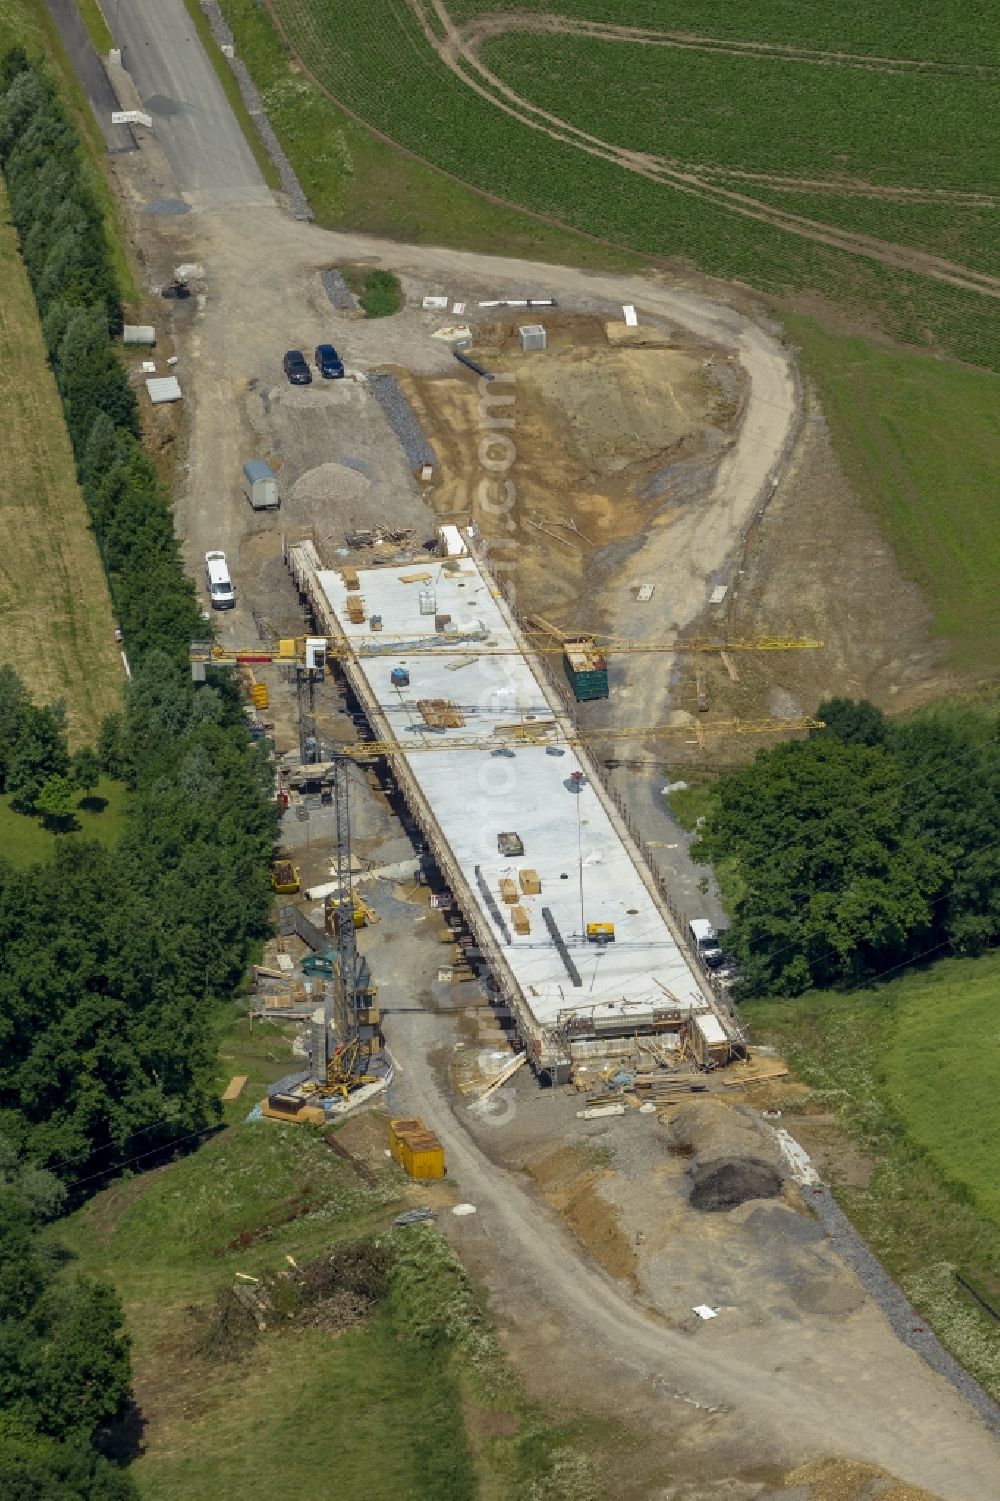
[191,633,822,668]
[317,715,824,762]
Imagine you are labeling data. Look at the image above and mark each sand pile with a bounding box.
[666,1098,784,1213]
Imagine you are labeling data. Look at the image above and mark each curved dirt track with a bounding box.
[390,1003,1000,1501]
[459,10,1000,76]
[400,0,1000,296]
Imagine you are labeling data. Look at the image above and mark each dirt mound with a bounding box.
[666,1099,784,1213]
[689,1157,783,1212]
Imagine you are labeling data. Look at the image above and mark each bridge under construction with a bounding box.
[286,536,746,1081]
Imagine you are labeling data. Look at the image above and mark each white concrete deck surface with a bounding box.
[317,559,713,1036]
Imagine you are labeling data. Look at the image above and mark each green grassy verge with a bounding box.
[215,1014,303,1122]
[883,961,1000,1227]
[216,0,644,271]
[749,952,1000,1398]
[666,782,716,832]
[178,0,281,192]
[786,316,1000,673]
[0,779,128,865]
[75,0,113,55]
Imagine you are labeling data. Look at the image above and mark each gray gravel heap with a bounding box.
[198,1,313,221]
[804,1184,1000,1437]
[366,373,436,468]
[321,269,358,311]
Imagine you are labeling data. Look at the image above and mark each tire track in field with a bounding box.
[459,12,1000,78]
[461,12,1000,207]
[408,0,1000,297]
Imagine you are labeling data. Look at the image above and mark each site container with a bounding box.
[243,459,279,511]
[562,643,609,701]
[388,1117,446,1180]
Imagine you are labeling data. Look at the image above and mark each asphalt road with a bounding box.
[110,0,269,204]
[44,0,135,153]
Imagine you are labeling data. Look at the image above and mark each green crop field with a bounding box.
[751,951,1000,1398]
[258,0,1000,369]
[478,31,999,274]
[443,0,999,60]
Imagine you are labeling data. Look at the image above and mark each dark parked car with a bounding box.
[283,349,312,385]
[315,342,345,379]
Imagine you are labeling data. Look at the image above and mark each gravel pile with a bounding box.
[322,269,358,311]
[198,1,313,221]
[805,1185,1000,1437]
[290,463,371,507]
[367,372,436,468]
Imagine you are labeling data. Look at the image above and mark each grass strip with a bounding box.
[0,188,123,741]
[75,0,114,54]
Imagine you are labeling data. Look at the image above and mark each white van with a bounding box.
[205,550,235,610]
[689,917,728,971]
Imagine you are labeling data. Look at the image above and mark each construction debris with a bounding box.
[394,1207,436,1226]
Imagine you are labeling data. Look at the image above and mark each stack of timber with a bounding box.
[633,1071,710,1103]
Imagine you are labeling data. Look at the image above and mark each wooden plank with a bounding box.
[722,1066,789,1088]
[222,1075,248,1101]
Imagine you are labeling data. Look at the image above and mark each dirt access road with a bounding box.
[389,1003,1000,1501]
[97,9,999,1495]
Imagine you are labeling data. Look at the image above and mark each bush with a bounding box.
[358,268,401,318]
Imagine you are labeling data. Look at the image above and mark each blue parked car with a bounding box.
[315,342,345,379]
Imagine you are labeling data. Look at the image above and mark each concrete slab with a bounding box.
[315,557,713,1037]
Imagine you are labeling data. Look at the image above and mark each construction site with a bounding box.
[178,288,834,1120]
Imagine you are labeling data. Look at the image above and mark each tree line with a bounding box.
[693,697,1000,996]
[0,1158,134,1499]
[0,50,278,1495]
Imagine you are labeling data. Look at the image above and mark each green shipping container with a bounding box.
[563,651,609,701]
